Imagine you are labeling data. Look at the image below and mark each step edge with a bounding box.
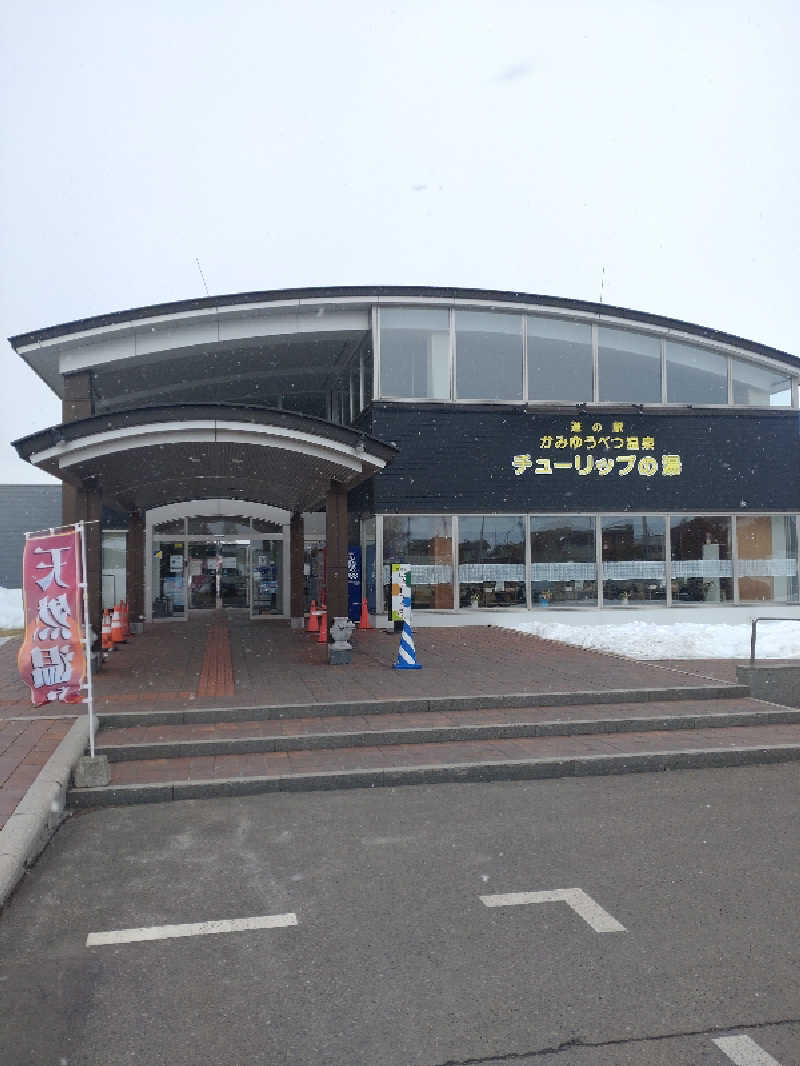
[95,685,752,727]
[95,710,800,761]
[67,743,800,806]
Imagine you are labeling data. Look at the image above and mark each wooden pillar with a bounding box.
[326,481,348,623]
[289,512,305,629]
[126,511,145,625]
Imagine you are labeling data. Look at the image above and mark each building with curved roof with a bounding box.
[10,285,800,636]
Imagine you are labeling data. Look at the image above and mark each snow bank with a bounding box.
[494,618,800,660]
[0,588,24,630]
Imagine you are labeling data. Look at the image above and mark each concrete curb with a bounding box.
[66,742,800,807]
[96,685,750,728]
[0,717,92,910]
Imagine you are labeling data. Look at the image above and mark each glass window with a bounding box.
[670,516,733,603]
[379,308,450,399]
[101,531,127,610]
[528,318,593,402]
[458,516,525,607]
[666,343,728,404]
[151,540,186,616]
[361,517,377,613]
[530,516,597,605]
[382,515,453,609]
[304,541,326,612]
[598,328,661,403]
[736,515,798,601]
[251,539,283,615]
[455,311,523,401]
[302,512,326,536]
[731,359,792,406]
[601,515,666,603]
[187,516,252,536]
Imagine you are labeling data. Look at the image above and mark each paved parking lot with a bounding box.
[1,764,797,1065]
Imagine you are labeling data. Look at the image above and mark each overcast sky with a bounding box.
[2,0,798,484]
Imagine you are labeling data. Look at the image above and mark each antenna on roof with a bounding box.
[599,265,605,305]
[195,257,210,297]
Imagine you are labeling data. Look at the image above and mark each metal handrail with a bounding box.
[749,616,800,664]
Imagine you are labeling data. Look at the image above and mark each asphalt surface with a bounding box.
[0,766,798,1066]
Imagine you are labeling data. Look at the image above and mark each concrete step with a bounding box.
[96,684,752,728]
[69,722,800,808]
[95,699,800,762]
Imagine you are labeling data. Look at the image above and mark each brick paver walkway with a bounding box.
[0,717,72,829]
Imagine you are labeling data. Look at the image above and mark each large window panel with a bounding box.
[601,515,666,603]
[458,515,525,607]
[455,311,523,401]
[598,328,661,403]
[382,515,453,609]
[731,359,792,407]
[736,515,798,601]
[379,308,450,399]
[102,532,127,610]
[530,516,597,605]
[670,516,732,603]
[528,318,593,402]
[666,342,728,404]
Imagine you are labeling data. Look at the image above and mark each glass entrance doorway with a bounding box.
[187,539,251,610]
[150,514,292,621]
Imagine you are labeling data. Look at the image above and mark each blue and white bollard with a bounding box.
[393,592,422,670]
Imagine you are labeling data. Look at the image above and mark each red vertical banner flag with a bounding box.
[18,527,87,706]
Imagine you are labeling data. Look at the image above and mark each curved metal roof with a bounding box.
[9,285,798,368]
[13,404,397,513]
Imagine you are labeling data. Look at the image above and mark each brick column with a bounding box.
[61,371,93,527]
[289,512,305,629]
[65,480,103,647]
[325,481,348,623]
[126,511,145,625]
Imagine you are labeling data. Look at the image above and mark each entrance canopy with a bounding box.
[13,403,396,513]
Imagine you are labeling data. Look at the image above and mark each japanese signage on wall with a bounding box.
[18,528,87,705]
[511,417,682,481]
[371,405,800,513]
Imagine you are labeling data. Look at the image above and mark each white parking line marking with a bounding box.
[86,912,297,947]
[480,888,626,932]
[712,1035,783,1065]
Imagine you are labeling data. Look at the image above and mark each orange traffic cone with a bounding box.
[317,610,328,643]
[102,610,113,655]
[359,597,370,629]
[111,606,124,644]
[121,601,129,639]
[307,599,319,633]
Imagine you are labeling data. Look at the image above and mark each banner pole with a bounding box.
[78,520,96,758]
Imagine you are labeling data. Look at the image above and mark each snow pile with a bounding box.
[0,588,24,630]
[495,618,800,660]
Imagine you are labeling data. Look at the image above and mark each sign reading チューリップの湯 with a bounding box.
[512,418,682,480]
